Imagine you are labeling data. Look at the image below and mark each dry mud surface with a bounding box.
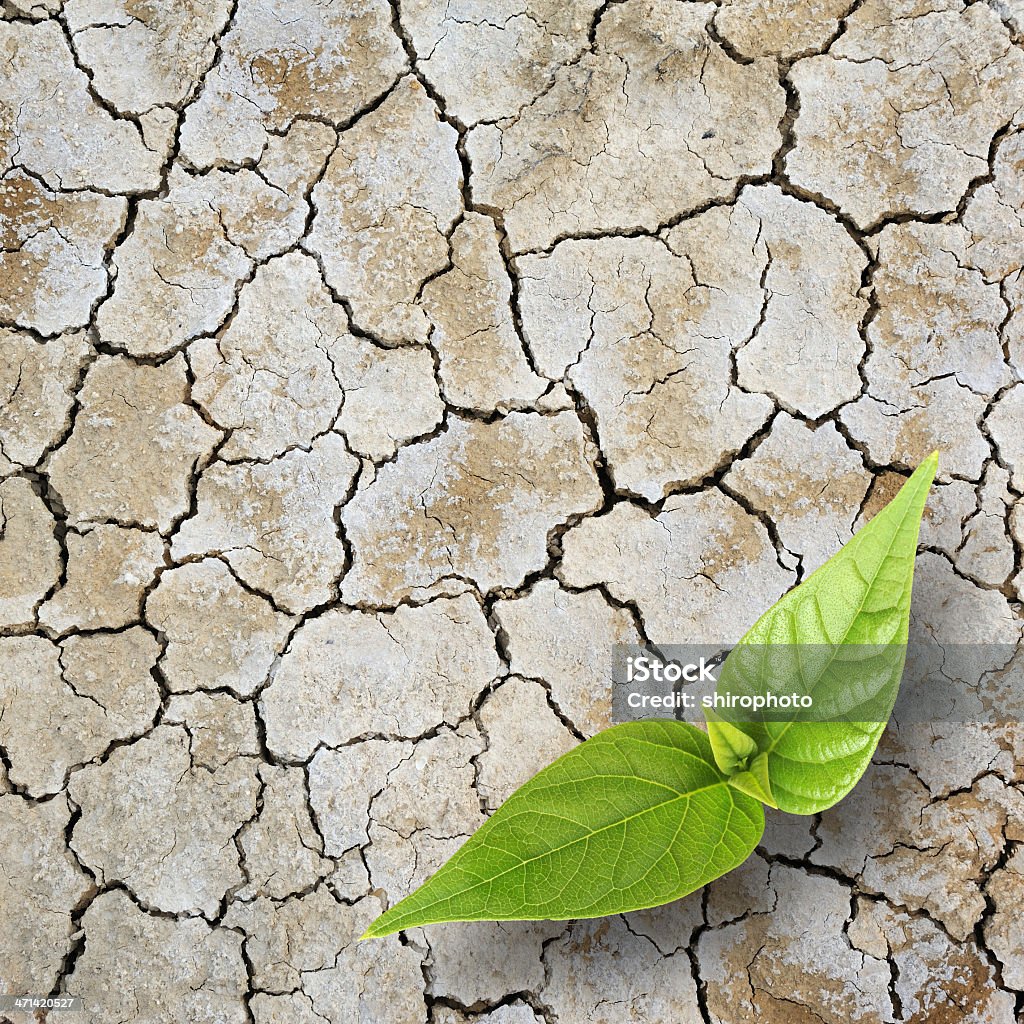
[2,1,1024,1021]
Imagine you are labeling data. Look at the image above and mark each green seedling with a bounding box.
[363,452,939,939]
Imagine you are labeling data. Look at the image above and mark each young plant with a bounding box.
[362,452,938,939]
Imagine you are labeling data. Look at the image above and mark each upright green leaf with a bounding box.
[706,452,938,814]
[362,721,763,938]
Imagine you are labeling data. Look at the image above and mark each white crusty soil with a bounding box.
[0,1,1023,1021]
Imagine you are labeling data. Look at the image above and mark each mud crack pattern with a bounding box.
[1,0,1023,1021]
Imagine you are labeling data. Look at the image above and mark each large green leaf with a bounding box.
[362,721,763,938]
[706,452,938,815]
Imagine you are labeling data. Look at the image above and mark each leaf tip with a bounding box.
[898,450,939,505]
[359,908,399,941]
[915,450,940,497]
[359,921,387,941]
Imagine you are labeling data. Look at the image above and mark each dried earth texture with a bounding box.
[0,1,1023,1022]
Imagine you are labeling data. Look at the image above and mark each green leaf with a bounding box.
[362,721,764,938]
[706,713,758,773]
[728,752,777,808]
[706,452,938,815]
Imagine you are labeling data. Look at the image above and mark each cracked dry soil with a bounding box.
[1,0,1024,1021]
